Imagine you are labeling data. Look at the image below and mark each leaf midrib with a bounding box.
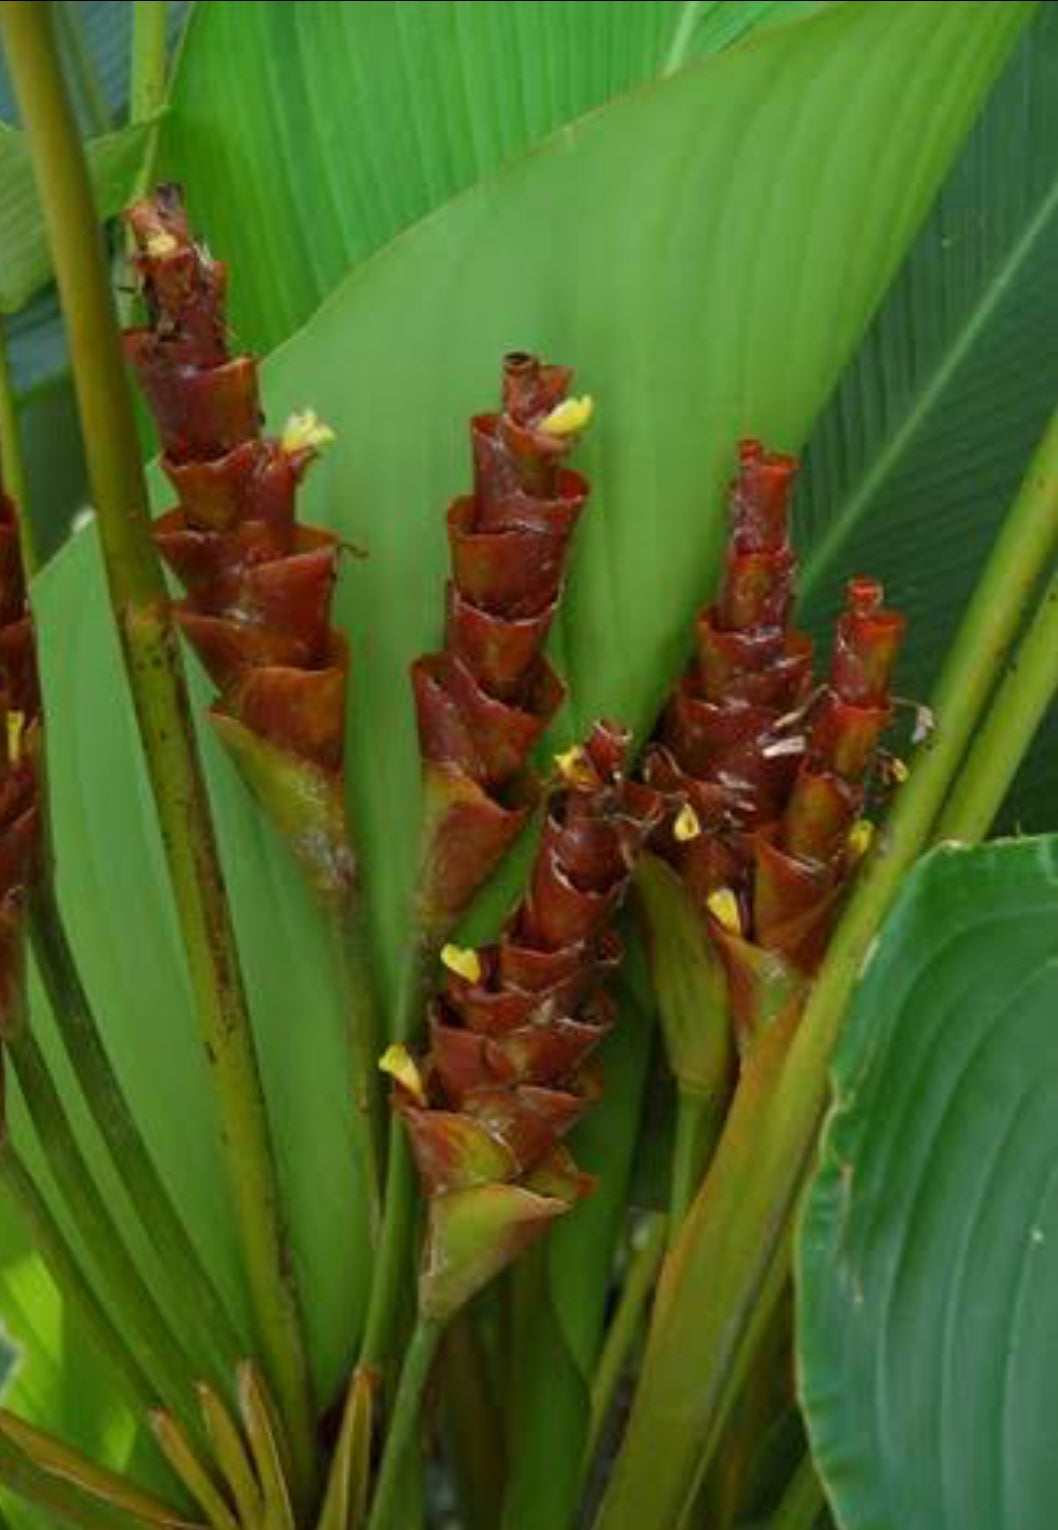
[800,167,1058,602]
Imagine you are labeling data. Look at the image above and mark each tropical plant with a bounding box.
[0,4,1055,1530]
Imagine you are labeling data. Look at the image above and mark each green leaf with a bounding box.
[23,0,1027,1433]
[0,120,155,313]
[797,835,1058,1530]
[796,5,1058,828]
[159,0,826,354]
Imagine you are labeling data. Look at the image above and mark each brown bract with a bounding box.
[411,352,592,937]
[390,721,662,1319]
[124,186,353,900]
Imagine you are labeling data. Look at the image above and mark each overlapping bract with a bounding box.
[389,722,661,1318]
[411,353,592,936]
[124,186,352,899]
[0,490,41,1024]
[642,442,905,1046]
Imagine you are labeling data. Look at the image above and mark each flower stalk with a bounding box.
[0,4,316,1497]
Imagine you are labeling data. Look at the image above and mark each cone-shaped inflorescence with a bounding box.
[0,487,41,1023]
[641,441,906,1049]
[643,441,813,911]
[411,353,594,938]
[711,575,905,1041]
[124,185,351,901]
[384,722,661,1319]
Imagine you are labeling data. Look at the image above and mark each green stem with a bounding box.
[594,412,1058,1530]
[130,0,168,127]
[0,3,317,1497]
[934,564,1058,842]
[0,1140,156,1417]
[670,1089,723,1228]
[584,1212,667,1472]
[358,936,438,1375]
[364,1315,443,1530]
[29,881,246,1382]
[122,1,168,328]
[7,1022,198,1428]
[0,323,33,577]
[330,897,385,1235]
[766,1454,825,1530]
[440,1309,507,1530]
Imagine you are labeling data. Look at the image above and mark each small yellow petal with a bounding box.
[378,1044,427,1105]
[554,744,596,789]
[145,230,178,257]
[848,819,874,859]
[6,710,25,765]
[673,802,701,843]
[890,757,910,784]
[441,943,482,985]
[706,887,742,936]
[539,395,594,438]
[281,408,336,457]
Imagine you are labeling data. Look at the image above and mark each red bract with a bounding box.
[643,441,812,910]
[124,186,351,900]
[639,442,906,1052]
[412,352,593,937]
[387,721,661,1319]
[0,491,41,1023]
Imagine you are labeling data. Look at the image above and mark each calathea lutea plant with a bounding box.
[0,4,1057,1530]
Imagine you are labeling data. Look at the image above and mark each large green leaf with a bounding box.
[19,0,1027,1431]
[797,835,1058,1530]
[159,0,825,354]
[0,119,154,313]
[796,5,1058,828]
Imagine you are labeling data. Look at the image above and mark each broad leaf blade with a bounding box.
[0,121,154,313]
[796,6,1058,827]
[797,836,1058,1530]
[159,0,826,353]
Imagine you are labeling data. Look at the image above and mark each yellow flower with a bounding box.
[378,1044,427,1106]
[706,887,742,935]
[673,802,701,842]
[539,395,594,438]
[441,943,483,985]
[281,408,336,456]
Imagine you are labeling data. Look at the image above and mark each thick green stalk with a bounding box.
[0,1139,157,1418]
[0,2,317,1497]
[364,1315,442,1530]
[766,1455,825,1530]
[585,1213,668,1472]
[0,324,32,575]
[29,882,246,1382]
[7,1022,198,1428]
[130,0,168,127]
[440,1311,507,1530]
[934,564,1058,842]
[595,413,1058,1530]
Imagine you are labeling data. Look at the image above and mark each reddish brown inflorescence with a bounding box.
[386,721,661,1318]
[124,185,352,899]
[641,442,906,1047]
[643,441,813,911]
[0,487,42,1024]
[411,353,593,938]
